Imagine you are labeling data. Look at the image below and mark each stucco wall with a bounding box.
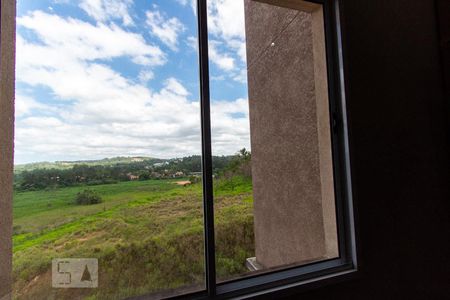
[0,0,15,299]
[244,0,337,269]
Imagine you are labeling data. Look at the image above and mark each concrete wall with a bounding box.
[244,0,337,269]
[0,1,15,299]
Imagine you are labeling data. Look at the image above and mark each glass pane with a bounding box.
[14,1,204,299]
[208,0,339,282]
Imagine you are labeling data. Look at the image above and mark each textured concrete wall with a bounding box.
[0,0,15,299]
[244,0,337,269]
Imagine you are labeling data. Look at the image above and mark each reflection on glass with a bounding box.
[13,1,204,299]
[209,0,339,282]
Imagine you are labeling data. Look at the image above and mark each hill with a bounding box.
[14,156,163,173]
[13,155,237,192]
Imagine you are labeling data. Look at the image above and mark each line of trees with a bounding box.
[14,154,243,192]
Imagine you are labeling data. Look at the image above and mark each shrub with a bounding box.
[75,189,102,205]
[188,175,201,184]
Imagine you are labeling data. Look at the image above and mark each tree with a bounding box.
[238,148,251,161]
[75,189,103,205]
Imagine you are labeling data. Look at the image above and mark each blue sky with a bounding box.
[15,0,250,164]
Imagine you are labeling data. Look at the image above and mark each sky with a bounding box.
[15,0,250,164]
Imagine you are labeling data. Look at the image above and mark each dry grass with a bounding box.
[13,178,254,299]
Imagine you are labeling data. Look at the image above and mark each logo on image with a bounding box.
[52,258,98,288]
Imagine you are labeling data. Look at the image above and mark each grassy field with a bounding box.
[13,177,254,300]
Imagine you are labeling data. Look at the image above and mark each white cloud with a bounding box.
[181,0,248,81]
[146,10,185,51]
[227,38,247,64]
[209,40,235,71]
[164,78,189,97]
[138,70,154,83]
[79,0,134,26]
[208,0,245,40]
[207,0,247,81]
[15,71,250,163]
[14,5,250,164]
[186,35,198,50]
[175,0,197,14]
[15,94,49,117]
[211,98,250,155]
[205,0,250,149]
[233,68,247,83]
[17,11,166,67]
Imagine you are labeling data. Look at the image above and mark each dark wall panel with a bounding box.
[277,0,450,299]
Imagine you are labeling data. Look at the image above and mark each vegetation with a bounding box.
[75,189,103,205]
[13,150,254,299]
[14,155,236,192]
[13,157,162,173]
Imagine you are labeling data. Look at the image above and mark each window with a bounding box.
[205,0,357,297]
[3,0,356,299]
[211,0,339,282]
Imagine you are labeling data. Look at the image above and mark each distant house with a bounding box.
[175,171,184,177]
[50,176,60,181]
[75,176,86,182]
[151,172,162,178]
[126,173,139,181]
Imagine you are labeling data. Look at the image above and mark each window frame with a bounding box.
[142,0,357,299]
[1,0,357,298]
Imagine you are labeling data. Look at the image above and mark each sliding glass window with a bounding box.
[11,0,356,299]
[209,0,339,283]
[14,1,204,299]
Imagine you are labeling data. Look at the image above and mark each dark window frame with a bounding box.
[134,0,358,299]
[2,0,355,298]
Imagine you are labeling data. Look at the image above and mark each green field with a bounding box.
[13,177,254,299]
